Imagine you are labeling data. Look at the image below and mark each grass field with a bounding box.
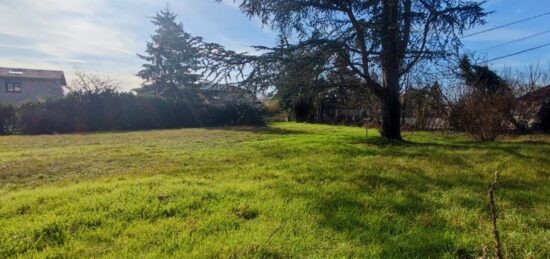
[0,122,548,258]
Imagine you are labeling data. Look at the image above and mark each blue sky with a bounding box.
[0,0,549,91]
[462,0,550,68]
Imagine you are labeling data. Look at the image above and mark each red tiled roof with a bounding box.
[0,67,66,85]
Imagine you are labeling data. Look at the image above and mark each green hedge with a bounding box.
[0,104,16,135]
[0,92,264,135]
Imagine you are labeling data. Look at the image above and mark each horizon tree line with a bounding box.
[135,2,549,140]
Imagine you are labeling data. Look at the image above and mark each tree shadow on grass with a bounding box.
[210,126,307,136]
[266,161,544,257]
[271,178,469,257]
[351,135,550,164]
[253,131,548,257]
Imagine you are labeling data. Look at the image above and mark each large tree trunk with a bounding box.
[379,0,403,140]
[380,79,403,140]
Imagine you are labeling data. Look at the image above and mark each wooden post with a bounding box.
[488,171,503,259]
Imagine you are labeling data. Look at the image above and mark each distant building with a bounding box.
[515,85,550,127]
[0,67,66,104]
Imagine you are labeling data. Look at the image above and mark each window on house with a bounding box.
[6,82,22,93]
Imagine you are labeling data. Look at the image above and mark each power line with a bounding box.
[479,29,550,52]
[462,11,550,38]
[486,42,550,62]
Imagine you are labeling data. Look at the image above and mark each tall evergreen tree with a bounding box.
[137,7,201,100]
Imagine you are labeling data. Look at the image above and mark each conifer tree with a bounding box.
[137,7,201,100]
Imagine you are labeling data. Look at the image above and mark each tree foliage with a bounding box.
[402,81,447,130]
[215,0,487,139]
[273,52,375,124]
[137,7,202,100]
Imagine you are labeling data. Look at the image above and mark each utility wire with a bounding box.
[486,42,550,62]
[479,29,550,52]
[462,11,550,38]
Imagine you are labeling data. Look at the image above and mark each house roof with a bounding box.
[0,67,67,85]
[518,85,550,103]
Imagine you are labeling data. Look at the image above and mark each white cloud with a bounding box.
[0,57,62,71]
[0,43,34,50]
[0,0,137,58]
[0,0,275,91]
[25,0,108,14]
[0,0,144,91]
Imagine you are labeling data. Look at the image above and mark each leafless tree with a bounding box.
[450,57,514,141]
[500,62,550,132]
[69,72,120,95]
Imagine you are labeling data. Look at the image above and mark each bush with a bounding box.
[217,102,265,126]
[0,104,16,135]
[449,91,514,141]
[12,91,264,135]
[450,57,515,141]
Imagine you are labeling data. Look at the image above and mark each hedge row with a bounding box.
[0,92,264,135]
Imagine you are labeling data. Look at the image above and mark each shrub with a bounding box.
[0,104,16,135]
[13,92,264,135]
[450,57,515,141]
[450,91,514,141]
[219,102,265,126]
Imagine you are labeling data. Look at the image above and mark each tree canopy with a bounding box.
[215,0,487,139]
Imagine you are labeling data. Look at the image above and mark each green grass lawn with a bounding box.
[0,123,548,258]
